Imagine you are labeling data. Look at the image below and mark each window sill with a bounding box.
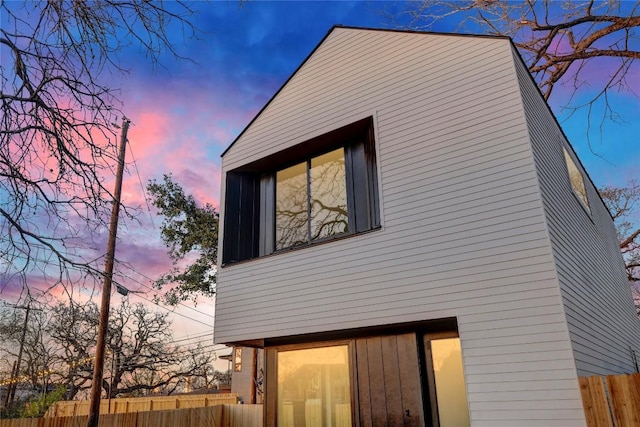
[221,225,382,268]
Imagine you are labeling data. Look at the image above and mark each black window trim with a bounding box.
[222,117,379,266]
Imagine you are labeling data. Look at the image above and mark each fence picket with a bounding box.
[580,376,614,427]
[607,373,640,427]
[1,405,260,427]
[42,393,237,417]
[579,373,640,427]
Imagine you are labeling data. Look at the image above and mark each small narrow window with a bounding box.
[563,148,590,213]
[234,347,243,372]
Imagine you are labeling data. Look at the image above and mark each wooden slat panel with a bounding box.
[264,348,277,427]
[579,376,613,427]
[380,335,403,427]
[366,337,388,426]
[356,338,373,427]
[397,333,424,427]
[44,393,238,417]
[628,373,640,427]
[606,373,640,427]
[0,405,256,427]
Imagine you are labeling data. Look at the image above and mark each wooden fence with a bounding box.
[44,393,238,417]
[580,373,640,427]
[0,404,262,427]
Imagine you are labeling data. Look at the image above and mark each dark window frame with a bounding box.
[222,117,380,265]
[262,319,463,427]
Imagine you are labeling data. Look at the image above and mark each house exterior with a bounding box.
[214,26,640,427]
[220,346,264,404]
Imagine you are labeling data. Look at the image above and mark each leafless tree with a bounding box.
[1,299,214,401]
[600,180,640,312]
[47,299,212,399]
[46,301,99,399]
[0,300,53,402]
[0,1,198,296]
[395,0,639,142]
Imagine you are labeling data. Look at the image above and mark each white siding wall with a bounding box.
[513,49,640,376]
[217,29,585,426]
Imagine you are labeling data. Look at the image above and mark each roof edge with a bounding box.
[221,25,338,158]
[506,39,615,221]
[220,25,509,158]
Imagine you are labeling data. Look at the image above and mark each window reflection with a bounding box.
[310,149,348,241]
[276,162,308,250]
[563,148,590,212]
[277,346,351,427]
[431,338,470,427]
[275,148,348,250]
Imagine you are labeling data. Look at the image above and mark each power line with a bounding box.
[114,268,216,319]
[127,292,213,328]
[127,142,155,228]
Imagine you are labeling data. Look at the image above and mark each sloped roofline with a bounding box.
[219,25,609,220]
[220,25,508,158]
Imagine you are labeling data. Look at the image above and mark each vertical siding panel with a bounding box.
[396,334,424,427]
[380,335,403,427]
[364,337,388,425]
[356,339,373,427]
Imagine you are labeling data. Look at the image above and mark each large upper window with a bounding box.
[223,117,379,264]
[563,148,590,213]
[276,148,348,250]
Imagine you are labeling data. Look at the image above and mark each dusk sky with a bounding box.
[3,1,639,350]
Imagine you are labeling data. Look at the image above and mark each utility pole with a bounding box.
[87,117,130,427]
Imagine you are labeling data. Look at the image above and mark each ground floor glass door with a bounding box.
[266,328,470,427]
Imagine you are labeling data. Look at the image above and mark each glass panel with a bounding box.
[432,338,470,427]
[277,346,351,427]
[234,347,242,372]
[276,162,309,250]
[563,149,589,212]
[310,148,348,241]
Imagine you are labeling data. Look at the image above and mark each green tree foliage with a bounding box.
[19,386,66,418]
[147,174,219,305]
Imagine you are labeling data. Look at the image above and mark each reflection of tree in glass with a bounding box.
[275,149,348,250]
[569,169,588,207]
[276,162,308,249]
[311,150,348,241]
[564,149,589,209]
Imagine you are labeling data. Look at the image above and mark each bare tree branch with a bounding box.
[1,1,198,296]
[393,0,640,144]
